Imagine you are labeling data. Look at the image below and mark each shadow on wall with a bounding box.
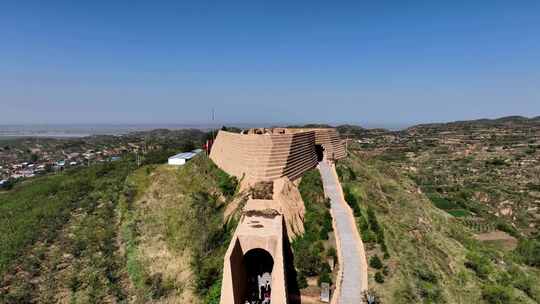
[283,217,301,304]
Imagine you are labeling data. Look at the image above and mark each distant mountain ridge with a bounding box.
[335,115,540,134]
[407,115,540,131]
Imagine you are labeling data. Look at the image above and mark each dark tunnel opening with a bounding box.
[315,144,325,162]
[243,248,274,303]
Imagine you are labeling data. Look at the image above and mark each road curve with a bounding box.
[319,161,366,304]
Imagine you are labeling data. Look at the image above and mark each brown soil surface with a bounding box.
[474,230,518,251]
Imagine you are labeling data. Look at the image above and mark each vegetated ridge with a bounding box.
[337,149,540,303]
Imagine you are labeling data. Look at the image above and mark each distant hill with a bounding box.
[336,124,367,137]
[408,115,540,131]
[287,123,334,129]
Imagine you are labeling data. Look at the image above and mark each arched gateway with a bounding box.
[244,248,274,303]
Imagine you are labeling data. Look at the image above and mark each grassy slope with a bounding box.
[0,161,133,303]
[0,154,239,304]
[119,154,240,304]
[338,151,540,304]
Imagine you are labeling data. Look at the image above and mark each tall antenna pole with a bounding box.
[212,107,216,140]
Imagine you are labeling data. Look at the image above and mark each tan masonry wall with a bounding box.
[315,129,347,161]
[210,130,318,182]
[287,128,346,161]
[210,128,346,182]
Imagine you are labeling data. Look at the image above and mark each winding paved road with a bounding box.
[319,161,365,304]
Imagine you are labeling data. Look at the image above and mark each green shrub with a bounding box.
[375,272,385,284]
[524,146,536,155]
[361,230,377,243]
[367,207,381,234]
[319,272,332,285]
[482,284,514,304]
[426,193,460,210]
[465,251,493,279]
[381,243,390,259]
[417,281,443,302]
[485,158,506,166]
[415,268,438,284]
[496,221,519,238]
[204,279,222,304]
[294,243,323,276]
[297,272,308,289]
[2,279,33,303]
[326,247,337,260]
[513,274,538,300]
[343,186,362,216]
[357,213,369,231]
[336,165,357,182]
[217,171,237,197]
[526,183,540,191]
[369,255,383,269]
[515,238,540,267]
[318,261,333,286]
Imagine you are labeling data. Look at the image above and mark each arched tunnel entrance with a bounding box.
[315,144,325,162]
[244,248,274,303]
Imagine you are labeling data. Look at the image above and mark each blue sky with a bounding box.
[1,1,539,126]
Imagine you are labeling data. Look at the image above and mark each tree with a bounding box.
[30,154,39,163]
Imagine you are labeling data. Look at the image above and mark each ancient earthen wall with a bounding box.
[210,130,318,182]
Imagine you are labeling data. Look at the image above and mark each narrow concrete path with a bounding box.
[319,161,366,304]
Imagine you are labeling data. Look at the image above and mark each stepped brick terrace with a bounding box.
[210,128,345,183]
